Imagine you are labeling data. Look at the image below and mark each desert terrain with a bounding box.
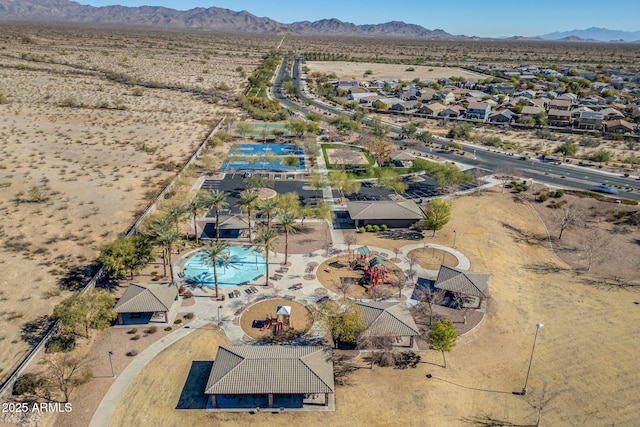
[90,190,640,426]
[0,23,274,382]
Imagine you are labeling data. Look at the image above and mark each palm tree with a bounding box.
[278,212,300,265]
[164,204,187,236]
[255,227,281,287]
[200,241,229,299]
[147,214,180,281]
[258,198,278,231]
[204,190,229,241]
[236,189,259,242]
[184,192,208,244]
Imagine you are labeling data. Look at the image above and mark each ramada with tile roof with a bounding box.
[356,301,420,347]
[434,265,489,309]
[346,200,423,228]
[197,215,250,240]
[205,346,335,411]
[113,282,178,324]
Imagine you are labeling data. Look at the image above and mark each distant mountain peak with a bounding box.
[539,27,640,42]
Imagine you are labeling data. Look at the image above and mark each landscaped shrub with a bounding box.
[130,334,141,341]
[372,225,380,232]
[449,141,463,150]
[174,319,182,325]
[380,224,388,231]
[358,227,366,233]
[365,224,373,232]
[45,334,76,353]
[145,326,158,334]
[514,184,528,192]
[183,313,195,320]
[537,193,550,202]
[126,350,138,357]
[550,190,564,198]
[164,326,172,332]
[127,328,137,334]
[13,373,45,396]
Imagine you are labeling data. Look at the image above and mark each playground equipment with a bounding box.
[360,257,391,292]
[260,306,292,336]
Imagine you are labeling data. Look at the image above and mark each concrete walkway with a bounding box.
[90,239,471,426]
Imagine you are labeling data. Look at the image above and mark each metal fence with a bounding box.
[0,116,227,398]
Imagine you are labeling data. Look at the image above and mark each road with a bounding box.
[274,57,640,201]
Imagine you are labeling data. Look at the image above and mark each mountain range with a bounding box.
[0,0,637,42]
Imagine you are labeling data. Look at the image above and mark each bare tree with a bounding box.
[407,255,418,282]
[391,276,407,298]
[556,205,582,240]
[368,285,391,302]
[472,168,486,196]
[417,288,446,325]
[335,278,352,300]
[582,226,610,271]
[44,352,94,403]
[344,234,357,262]
[494,166,519,193]
[357,335,396,369]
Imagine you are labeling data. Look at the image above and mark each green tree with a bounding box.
[184,192,209,244]
[517,115,536,126]
[447,123,473,139]
[255,227,281,287]
[164,204,187,236]
[305,112,322,122]
[416,199,451,236]
[258,198,278,231]
[329,114,361,134]
[204,190,229,241]
[274,192,303,218]
[315,300,366,348]
[401,123,418,138]
[236,189,260,242]
[53,290,116,338]
[236,121,254,141]
[329,170,362,200]
[98,235,154,279]
[427,319,458,368]
[200,241,229,299]
[277,212,300,265]
[309,173,329,198]
[590,149,611,165]
[415,131,434,144]
[287,118,307,136]
[554,141,578,162]
[369,117,391,138]
[377,168,408,193]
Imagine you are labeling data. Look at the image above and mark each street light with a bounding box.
[218,305,223,326]
[522,323,544,396]
[108,351,114,378]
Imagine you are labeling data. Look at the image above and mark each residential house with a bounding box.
[600,107,625,121]
[487,83,515,94]
[549,98,573,111]
[433,90,456,105]
[416,102,446,116]
[346,200,423,228]
[466,102,492,121]
[577,111,604,130]
[433,265,490,309]
[520,106,544,117]
[439,105,466,118]
[205,346,335,410]
[579,95,606,106]
[529,98,549,110]
[355,301,420,348]
[347,92,375,103]
[605,119,635,134]
[114,282,178,325]
[557,93,578,102]
[517,89,537,99]
[488,109,515,124]
[571,106,594,120]
[391,100,419,112]
[547,109,572,127]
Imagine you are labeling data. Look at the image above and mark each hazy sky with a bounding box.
[78,1,640,38]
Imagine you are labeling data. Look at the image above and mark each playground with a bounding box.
[239,299,313,340]
[316,250,405,299]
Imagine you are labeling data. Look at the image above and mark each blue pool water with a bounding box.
[183,246,266,287]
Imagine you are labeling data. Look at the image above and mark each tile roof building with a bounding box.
[113,282,178,324]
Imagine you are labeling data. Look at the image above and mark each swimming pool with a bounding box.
[183,246,266,287]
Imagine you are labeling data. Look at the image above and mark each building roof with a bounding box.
[606,119,634,131]
[390,151,416,161]
[356,301,420,337]
[346,200,423,221]
[548,108,572,117]
[205,346,334,395]
[198,215,249,231]
[114,282,177,314]
[434,266,489,298]
[358,246,370,256]
[467,101,490,110]
[276,306,291,315]
[521,106,544,116]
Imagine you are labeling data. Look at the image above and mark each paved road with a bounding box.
[275,57,640,201]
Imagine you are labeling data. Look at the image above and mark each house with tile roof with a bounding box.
[205,346,335,411]
[355,301,420,348]
[113,282,178,324]
[346,200,423,228]
[434,266,489,309]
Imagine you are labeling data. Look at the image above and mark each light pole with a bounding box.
[218,305,223,326]
[522,323,544,396]
[108,351,114,378]
[453,230,457,248]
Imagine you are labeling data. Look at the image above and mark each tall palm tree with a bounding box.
[164,204,187,236]
[184,193,208,244]
[255,227,281,287]
[147,214,180,281]
[205,190,229,241]
[257,198,278,231]
[278,212,300,265]
[235,189,259,242]
[200,241,229,299]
